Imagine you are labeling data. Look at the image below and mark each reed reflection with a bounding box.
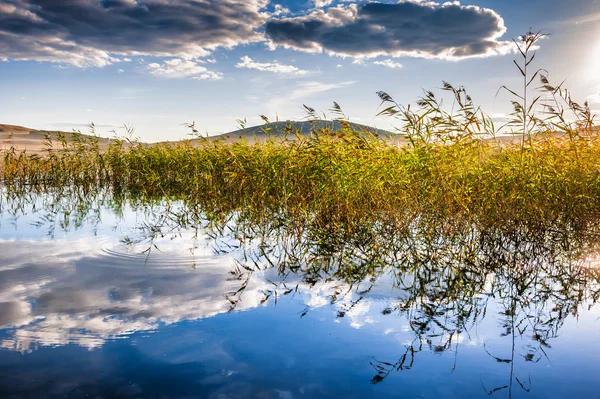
[215,213,600,398]
[1,187,599,398]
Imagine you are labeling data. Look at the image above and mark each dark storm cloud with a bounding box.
[0,0,269,66]
[265,1,512,60]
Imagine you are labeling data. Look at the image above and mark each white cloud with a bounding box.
[373,59,403,69]
[567,12,600,26]
[148,58,223,80]
[272,4,291,16]
[266,1,514,61]
[1,0,268,68]
[269,79,352,114]
[314,0,335,8]
[587,93,600,104]
[287,80,355,102]
[236,55,309,75]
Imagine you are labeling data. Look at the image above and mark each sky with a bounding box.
[0,0,599,142]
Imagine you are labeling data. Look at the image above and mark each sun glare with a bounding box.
[589,38,600,84]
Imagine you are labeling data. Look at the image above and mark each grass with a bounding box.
[0,30,599,237]
[2,119,599,231]
[1,32,599,395]
[1,31,600,387]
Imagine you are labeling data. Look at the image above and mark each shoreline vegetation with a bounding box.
[1,110,598,229]
[1,31,599,237]
[2,32,600,399]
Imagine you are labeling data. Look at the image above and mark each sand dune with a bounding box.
[0,124,116,154]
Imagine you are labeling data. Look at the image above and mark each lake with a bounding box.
[1,190,599,399]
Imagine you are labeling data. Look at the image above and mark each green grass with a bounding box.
[1,124,599,232]
[1,31,599,388]
[1,30,599,237]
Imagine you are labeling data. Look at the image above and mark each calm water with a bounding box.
[1,194,600,398]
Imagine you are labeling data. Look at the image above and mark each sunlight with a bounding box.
[588,38,600,84]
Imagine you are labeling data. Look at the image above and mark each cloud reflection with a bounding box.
[0,232,413,353]
[0,237,274,351]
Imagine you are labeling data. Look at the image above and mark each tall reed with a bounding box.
[0,31,598,235]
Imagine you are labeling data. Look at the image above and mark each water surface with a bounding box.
[1,194,599,398]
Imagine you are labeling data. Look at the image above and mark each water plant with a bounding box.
[0,30,599,239]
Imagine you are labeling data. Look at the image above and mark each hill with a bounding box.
[6,121,574,153]
[0,124,116,154]
[199,120,401,143]
[1,121,400,153]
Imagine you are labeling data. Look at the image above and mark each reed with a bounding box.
[0,31,598,234]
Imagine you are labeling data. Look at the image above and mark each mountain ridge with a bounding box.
[207,120,397,141]
[1,121,403,152]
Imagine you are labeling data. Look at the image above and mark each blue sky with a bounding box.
[1,0,599,142]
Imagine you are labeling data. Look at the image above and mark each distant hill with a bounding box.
[201,120,403,143]
[0,124,116,154]
[7,121,575,153]
[1,121,402,153]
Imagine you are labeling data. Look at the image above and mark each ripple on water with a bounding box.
[0,232,250,352]
[93,234,220,269]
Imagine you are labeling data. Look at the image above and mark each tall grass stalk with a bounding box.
[0,30,598,235]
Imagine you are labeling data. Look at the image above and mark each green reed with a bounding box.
[2,117,600,230]
[1,30,598,234]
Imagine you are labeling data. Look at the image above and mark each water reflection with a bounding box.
[231,222,600,396]
[0,236,276,351]
[1,188,600,398]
